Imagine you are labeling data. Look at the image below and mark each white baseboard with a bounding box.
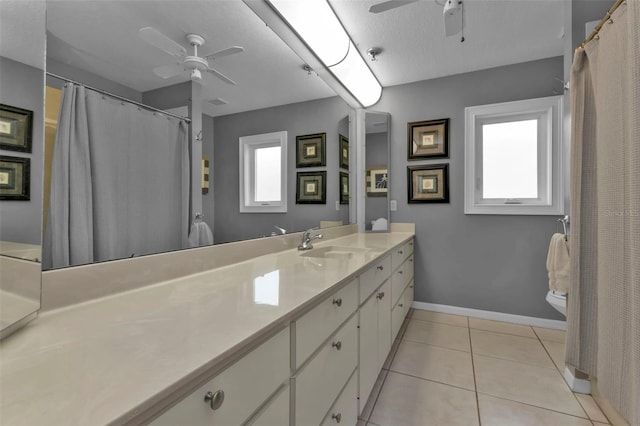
[411,301,566,331]
[564,367,591,394]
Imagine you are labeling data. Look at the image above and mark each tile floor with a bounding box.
[357,310,611,426]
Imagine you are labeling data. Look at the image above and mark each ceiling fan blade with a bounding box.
[153,63,184,79]
[368,0,419,14]
[205,46,244,61]
[139,27,186,58]
[205,68,237,85]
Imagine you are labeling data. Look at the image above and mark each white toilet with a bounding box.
[546,291,567,316]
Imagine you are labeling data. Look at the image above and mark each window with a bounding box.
[239,131,287,213]
[464,96,563,215]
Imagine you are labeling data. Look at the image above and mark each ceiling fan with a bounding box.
[138,27,244,85]
[368,0,464,39]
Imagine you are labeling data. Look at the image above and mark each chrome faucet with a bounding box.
[298,227,323,250]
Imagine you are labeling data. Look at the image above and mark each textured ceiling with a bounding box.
[29,0,564,116]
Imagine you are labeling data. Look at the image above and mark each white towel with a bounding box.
[188,221,213,248]
[546,233,570,293]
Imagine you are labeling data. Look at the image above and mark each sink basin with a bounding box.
[300,246,370,259]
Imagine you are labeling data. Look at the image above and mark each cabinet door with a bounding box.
[248,384,289,426]
[358,294,378,415]
[322,368,358,426]
[296,315,358,426]
[151,327,289,426]
[377,279,392,372]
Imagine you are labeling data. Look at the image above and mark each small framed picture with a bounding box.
[0,155,30,200]
[408,163,449,203]
[296,171,326,204]
[407,118,449,160]
[339,171,349,204]
[296,133,326,167]
[339,134,349,170]
[0,104,33,153]
[367,166,388,197]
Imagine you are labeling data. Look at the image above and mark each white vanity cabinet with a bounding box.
[151,326,290,426]
[149,237,414,426]
[359,238,414,415]
[247,384,290,426]
[358,278,391,413]
[292,278,359,426]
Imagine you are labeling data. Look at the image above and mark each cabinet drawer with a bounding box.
[392,282,413,341]
[404,280,414,317]
[391,262,406,306]
[359,255,391,304]
[321,368,358,426]
[391,294,405,342]
[295,278,358,368]
[151,326,290,426]
[404,254,414,285]
[296,314,358,426]
[247,384,289,426]
[391,239,414,270]
[391,255,414,306]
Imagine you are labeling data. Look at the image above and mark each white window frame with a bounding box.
[239,131,287,213]
[464,96,564,215]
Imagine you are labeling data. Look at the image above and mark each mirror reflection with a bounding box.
[0,0,45,337]
[365,112,390,232]
[42,1,353,269]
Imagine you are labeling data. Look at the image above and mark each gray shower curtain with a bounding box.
[566,1,639,425]
[43,84,189,269]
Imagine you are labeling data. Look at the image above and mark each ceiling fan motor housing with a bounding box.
[184,56,209,70]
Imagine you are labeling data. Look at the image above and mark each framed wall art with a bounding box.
[0,104,33,153]
[366,166,388,197]
[296,171,326,204]
[0,155,30,200]
[339,171,349,204]
[296,133,326,167]
[407,118,449,160]
[339,134,349,170]
[407,163,449,203]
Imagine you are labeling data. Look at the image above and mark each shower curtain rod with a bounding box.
[580,0,626,49]
[46,72,192,124]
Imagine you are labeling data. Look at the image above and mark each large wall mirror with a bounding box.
[362,111,391,232]
[40,1,353,270]
[0,1,46,338]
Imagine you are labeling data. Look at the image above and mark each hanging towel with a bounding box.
[546,233,570,293]
[188,221,213,248]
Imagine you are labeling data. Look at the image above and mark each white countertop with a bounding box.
[0,232,413,425]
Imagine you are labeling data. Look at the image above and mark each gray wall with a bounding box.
[47,58,142,101]
[212,96,351,243]
[378,56,565,319]
[0,57,44,245]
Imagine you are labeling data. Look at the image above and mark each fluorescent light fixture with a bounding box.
[251,0,382,108]
[268,0,349,67]
[329,41,383,108]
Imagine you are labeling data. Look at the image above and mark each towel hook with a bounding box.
[557,215,569,241]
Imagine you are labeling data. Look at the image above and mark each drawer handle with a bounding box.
[409,258,413,262]
[331,413,342,423]
[377,291,385,300]
[410,285,414,288]
[410,242,414,246]
[398,250,403,255]
[398,270,403,275]
[332,298,342,307]
[332,341,342,351]
[399,303,404,308]
[204,390,224,410]
[377,265,384,271]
